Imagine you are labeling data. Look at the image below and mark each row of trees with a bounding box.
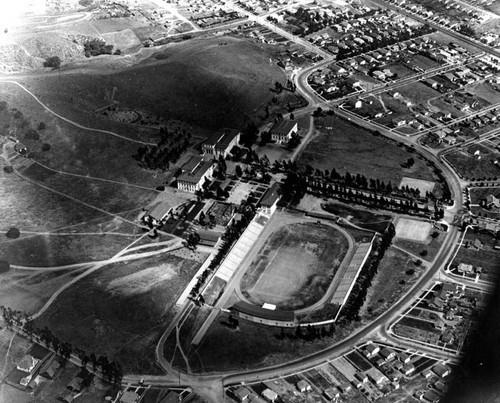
[276,322,336,342]
[134,127,191,170]
[1,306,123,384]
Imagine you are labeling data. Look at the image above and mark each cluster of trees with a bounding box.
[340,224,396,321]
[84,39,114,57]
[240,122,259,148]
[43,56,61,68]
[190,200,256,300]
[134,127,191,170]
[0,306,122,384]
[276,322,336,342]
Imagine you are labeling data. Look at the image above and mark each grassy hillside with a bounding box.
[28,36,285,129]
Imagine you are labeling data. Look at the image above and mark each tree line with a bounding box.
[134,127,191,170]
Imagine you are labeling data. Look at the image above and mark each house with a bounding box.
[398,352,411,363]
[67,377,85,392]
[258,182,280,216]
[402,363,415,375]
[324,387,340,400]
[296,379,312,392]
[486,194,500,209]
[62,393,77,403]
[339,383,352,393]
[261,388,279,402]
[380,347,396,361]
[355,99,363,109]
[41,359,60,380]
[372,70,386,80]
[120,390,141,403]
[234,386,252,402]
[17,355,40,373]
[432,363,451,378]
[143,201,172,227]
[269,119,298,144]
[422,369,433,379]
[177,157,214,193]
[202,128,241,158]
[364,343,380,358]
[471,238,484,250]
[458,263,473,274]
[423,389,441,402]
[355,372,368,383]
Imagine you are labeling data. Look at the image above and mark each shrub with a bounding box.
[6,227,20,239]
[0,260,10,273]
[41,143,51,152]
[38,122,46,130]
[43,56,61,68]
[3,166,13,173]
[406,268,415,275]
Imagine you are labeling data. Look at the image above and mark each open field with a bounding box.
[35,254,202,374]
[27,35,285,130]
[394,228,446,262]
[321,201,393,233]
[361,247,424,320]
[0,268,86,315]
[395,218,432,243]
[240,222,349,309]
[189,311,364,373]
[396,81,441,105]
[445,151,500,180]
[299,116,436,184]
[400,177,435,195]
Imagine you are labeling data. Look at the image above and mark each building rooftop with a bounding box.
[178,157,213,184]
[259,182,280,208]
[204,128,240,149]
[232,301,294,322]
[148,201,172,221]
[270,119,297,135]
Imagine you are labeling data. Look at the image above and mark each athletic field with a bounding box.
[240,222,349,310]
[395,218,432,243]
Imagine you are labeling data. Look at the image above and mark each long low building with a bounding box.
[231,301,295,327]
[331,238,374,321]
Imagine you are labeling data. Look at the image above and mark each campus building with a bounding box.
[202,128,241,158]
[269,119,298,143]
[258,182,281,216]
[177,156,214,193]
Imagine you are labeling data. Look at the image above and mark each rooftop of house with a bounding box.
[259,182,280,208]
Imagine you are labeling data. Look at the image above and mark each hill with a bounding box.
[28,36,286,129]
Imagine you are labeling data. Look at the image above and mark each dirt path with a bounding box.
[32,160,161,192]
[0,80,156,146]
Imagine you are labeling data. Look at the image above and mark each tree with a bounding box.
[6,227,20,239]
[43,56,61,68]
[37,122,46,131]
[235,165,243,177]
[0,260,9,273]
[420,250,428,257]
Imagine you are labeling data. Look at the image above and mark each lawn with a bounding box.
[360,247,424,320]
[26,35,285,130]
[394,228,445,262]
[240,222,349,309]
[35,254,202,374]
[299,116,437,184]
[396,81,441,105]
[467,82,500,104]
[469,186,500,204]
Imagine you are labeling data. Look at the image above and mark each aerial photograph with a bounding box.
[1,0,500,402]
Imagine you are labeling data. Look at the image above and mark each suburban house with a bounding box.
[202,128,241,158]
[432,363,451,378]
[177,156,214,193]
[17,355,40,373]
[486,194,500,210]
[234,386,251,402]
[269,119,298,143]
[261,388,279,402]
[296,380,312,392]
[120,390,141,403]
[258,182,281,216]
[364,343,380,358]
